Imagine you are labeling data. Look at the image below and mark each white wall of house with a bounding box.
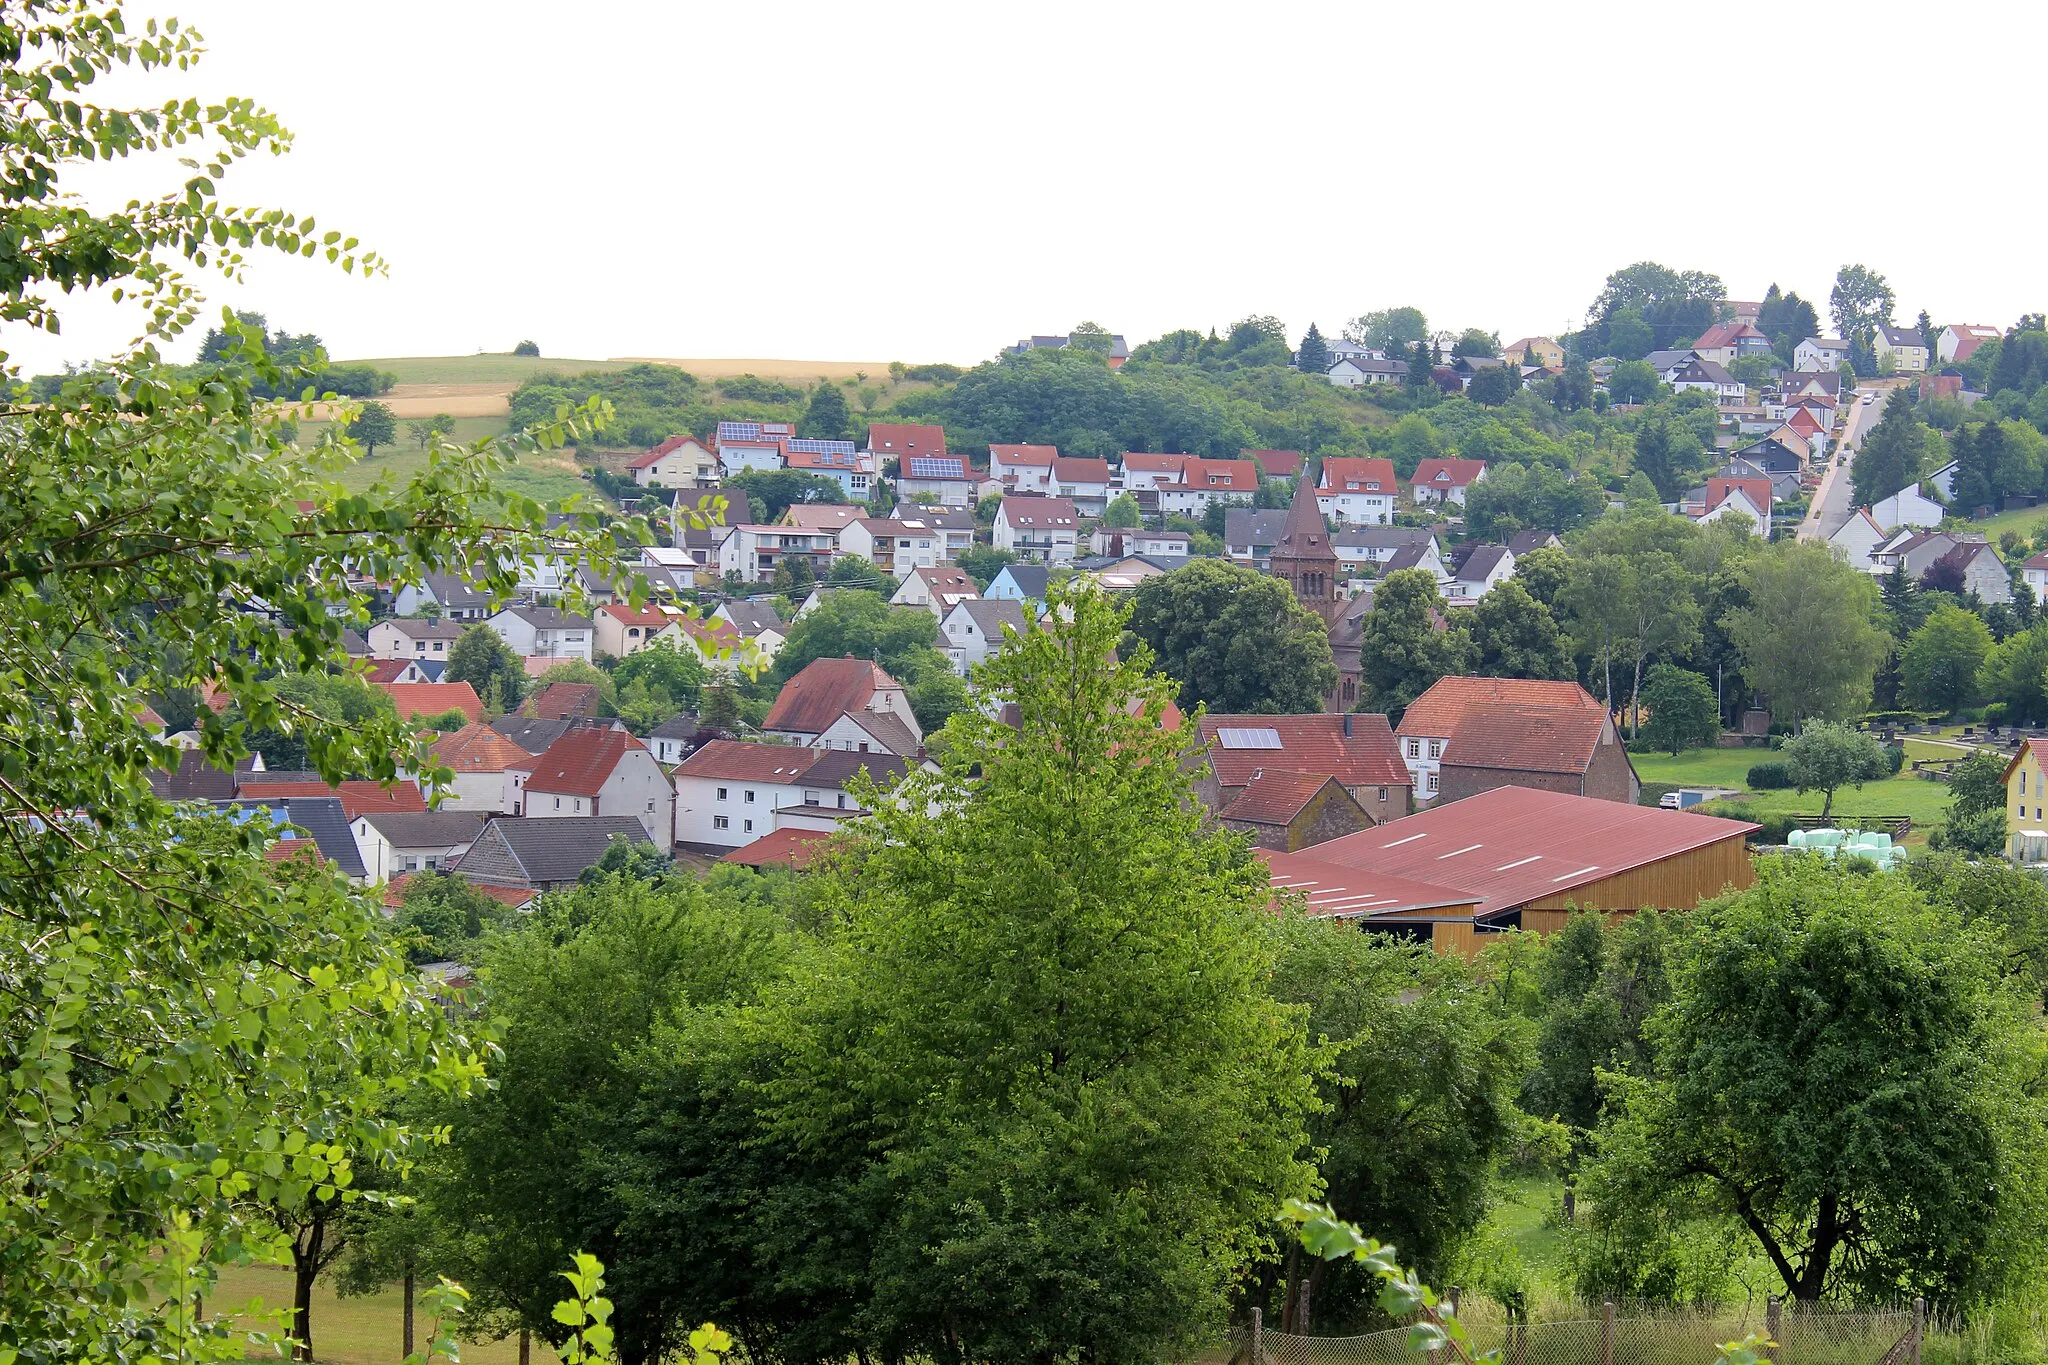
[367,622,457,661]
[1829,516,1885,574]
[426,769,515,815]
[487,611,593,662]
[991,506,1078,563]
[1316,490,1394,526]
[634,440,718,488]
[719,443,784,477]
[349,820,476,885]
[525,749,673,844]
[1870,485,1945,531]
[673,773,805,849]
[1793,339,1848,372]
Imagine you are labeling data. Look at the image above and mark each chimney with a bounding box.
[1343,713,1352,738]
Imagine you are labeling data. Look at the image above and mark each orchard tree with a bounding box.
[1637,665,1719,755]
[1127,559,1337,714]
[347,399,398,455]
[1782,720,1890,818]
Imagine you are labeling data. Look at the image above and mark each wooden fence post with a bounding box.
[1600,1301,1615,1365]
[1298,1276,1313,1335]
[1911,1297,1925,1365]
[1766,1295,1781,1365]
[1252,1306,1263,1365]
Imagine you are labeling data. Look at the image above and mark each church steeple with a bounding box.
[1269,468,1337,624]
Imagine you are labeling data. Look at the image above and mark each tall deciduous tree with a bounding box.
[1348,306,1429,352]
[1830,263,1896,342]
[1852,388,1936,507]
[446,622,527,710]
[1521,909,1671,1160]
[1356,569,1471,721]
[1900,604,1993,715]
[1127,560,1337,714]
[1469,580,1572,680]
[801,378,852,440]
[1637,665,1719,754]
[1724,541,1888,724]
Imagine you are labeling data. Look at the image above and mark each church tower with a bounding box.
[1269,469,1338,626]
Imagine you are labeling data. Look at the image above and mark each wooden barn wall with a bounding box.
[1519,836,1755,918]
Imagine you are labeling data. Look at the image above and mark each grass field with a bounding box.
[1631,740,1962,836]
[344,356,645,386]
[290,415,596,506]
[212,1263,558,1365]
[1962,502,2048,543]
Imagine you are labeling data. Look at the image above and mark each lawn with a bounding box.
[291,415,596,507]
[1632,744,1961,835]
[1962,502,2048,544]
[211,1263,557,1365]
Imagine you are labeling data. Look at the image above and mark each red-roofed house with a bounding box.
[595,602,685,659]
[989,444,1059,490]
[1939,324,2001,365]
[1436,703,1638,806]
[1395,676,1613,803]
[1214,770,1375,851]
[236,776,430,820]
[992,498,1081,564]
[672,739,911,850]
[1049,457,1114,515]
[721,827,834,870]
[1157,459,1261,517]
[864,423,948,463]
[362,658,432,685]
[525,681,601,721]
[1410,458,1489,506]
[891,565,981,617]
[1922,375,1963,403]
[376,681,485,725]
[1119,452,1190,491]
[1196,713,1412,825]
[1693,322,1772,365]
[868,424,973,504]
[1245,449,1303,478]
[763,656,924,755]
[519,727,671,843]
[1316,458,1400,526]
[425,722,532,812]
[628,435,718,489]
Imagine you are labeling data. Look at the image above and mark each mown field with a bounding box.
[1631,738,1965,839]
[288,414,595,507]
[212,1263,558,1365]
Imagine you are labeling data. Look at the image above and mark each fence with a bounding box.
[1241,1301,1921,1365]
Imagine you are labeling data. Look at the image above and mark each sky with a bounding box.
[14,1,2048,374]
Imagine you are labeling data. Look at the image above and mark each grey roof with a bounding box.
[340,629,370,656]
[490,715,577,755]
[1330,356,1405,375]
[500,606,594,630]
[457,816,654,888]
[651,711,703,740]
[360,811,486,847]
[719,599,787,637]
[1331,525,1435,551]
[1672,357,1737,386]
[383,618,466,641]
[957,598,1029,638]
[1454,545,1512,583]
[414,659,448,682]
[992,564,1051,598]
[226,796,367,880]
[1383,544,1432,573]
[422,572,493,611]
[801,750,912,790]
[1643,348,1698,374]
[1223,508,1290,549]
[1799,336,1849,352]
[149,750,257,801]
[844,709,922,756]
[1507,529,1560,556]
[1877,323,1926,347]
[893,505,977,531]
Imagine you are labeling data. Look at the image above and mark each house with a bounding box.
[1326,356,1406,387]
[992,498,1081,564]
[1447,545,1515,600]
[780,504,864,534]
[892,503,976,559]
[525,681,601,721]
[424,723,532,812]
[890,452,979,507]
[988,444,1058,490]
[390,572,495,622]
[1008,332,1130,368]
[1507,529,1562,557]
[1870,529,1966,580]
[650,615,748,672]
[782,443,876,499]
[1070,552,1188,592]
[628,435,718,489]
[863,422,948,467]
[892,565,981,617]
[839,517,941,578]
[648,712,705,765]
[763,656,923,755]
[712,599,788,657]
[1224,508,1291,569]
[1939,324,2001,365]
[227,797,368,883]
[1923,375,1964,403]
[1695,485,1768,535]
[1333,527,1443,578]
[716,525,839,583]
[1829,508,1888,573]
[940,598,1029,674]
[1870,481,1946,532]
[489,714,578,755]
[594,603,684,659]
[488,606,594,663]
[1692,322,1773,366]
[1434,701,1641,807]
[1668,356,1745,405]
[1503,337,1565,367]
[985,564,1051,610]
[1120,452,1192,492]
[1194,712,1412,826]
[376,681,485,725]
[1925,539,2012,604]
[519,727,673,843]
[1782,370,1843,401]
[1316,458,1400,526]
[1155,459,1260,517]
[1088,527,1192,559]
[1266,787,1755,953]
[2023,550,2048,600]
[1410,458,1488,506]
[1046,457,1113,516]
[1245,450,1303,479]
[1793,337,1851,372]
[1214,771,1377,852]
[671,739,910,851]
[2004,739,2048,860]
[714,419,797,476]
[1642,349,1702,381]
[454,815,655,894]
[351,811,484,884]
[234,772,430,819]
[1874,323,1930,373]
[368,618,466,661]
[362,659,432,685]
[1395,676,1616,804]
[720,828,835,871]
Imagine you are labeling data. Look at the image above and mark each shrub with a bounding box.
[1883,743,1906,775]
[1930,808,2008,857]
[1985,702,2011,726]
[1747,760,1794,789]
[904,362,965,383]
[512,339,540,357]
[718,373,807,404]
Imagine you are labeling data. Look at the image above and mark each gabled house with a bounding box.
[892,504,976,559]
[940,598,1029,674]
[1504,337,1565,367]
[1326,355,1406,387]
[839,518,941,578]
[866,424,967,505]
[488,606,594,662]
[1088,527,1192,559]
[1870,479,1945,532]
[525,681,601,720]
[1793,337,1850,372]
[763,656,923,755]
[390,572,495,622]
[362,658,432,685]
[1694,483,1769,536]
[672,740,912,851]
[1781,370,1843,401]
[1410,458,1488,506]
[1316,458,1400,526]
[455,816,655,894]
[992,498,1081,564]
[890,452,979,507]
[1870,529,1963,579]
[368,618,466,661]
[1507,529,1562,557]
[988,444,1059,490]
[1395,676,1616,804]
[375,681,485,725]
[1119,452,1192,492]
[1214,771,1376,852]
[1048,457,1114,516]
[1447,545,1515,600]
[985,564,1051,611]
[425,722,532,812]
[1926,539,2012,604]
[519,726,673,843]
[780,504,863,533]
[351,811,484,885]
[1156,458,1260,517]
[1007,332,1129,367]
[1193,712,1412,826]
[712,600,788,657]
[1692,322,1773,366]
[863,422,948,466]
[1829,508,1887,573]
[2024,550,2048,600]
[595,603,685,660]
[1223,508,1291,570]
[1939,324,2001,365]
[1433,701,1639,806]
[1874,323,1930,373]
[1332,526,1443,577]
[1669,356,1744,405]
[716,525,839,583]
[892,565,982,617]
[714,419,797,476]
[629,435,718,489]
[1245,449,1303,479]
[649,712,705,765]
[783,443,876,498]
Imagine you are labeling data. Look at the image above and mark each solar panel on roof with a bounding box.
[718,420,763,441]
[908,456,966,479]
[786,438,856,456]
[1217,727,1282,750]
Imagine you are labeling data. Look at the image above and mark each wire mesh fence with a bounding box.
[1243,1305,1916,1365]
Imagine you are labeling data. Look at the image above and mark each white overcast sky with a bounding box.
[14,1,2047,373]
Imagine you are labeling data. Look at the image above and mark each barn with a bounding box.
[1264,786,1758,955]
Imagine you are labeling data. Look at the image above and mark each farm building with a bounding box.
[1265,786,1757,955]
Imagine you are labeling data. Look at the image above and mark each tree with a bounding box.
[801,378,851,440]
[1724,541,1889,724]
[1605,308,1654,361]
[1356,569,1471,720]
[1981,622,2048,724]
[724,467,850,520]
[1829,263,1896,341]
[1900,604,1993,715]
[1450,328,1499,358]
[1583,262,1726,354]
[1102,491,1141,528]
[955,543,1016,589]
[1296,322,1330,374]
[1782,720,1889,818]
[1068,319,1115,354]
[407,412,457,450]
[1606,360,1662,406]
[1938,750,2010,857]
[1469,580,1572,680]
[513,339,540,357]
[347,399,397,455]
[1637,665,1719,754]
[1512,545,1572,612]
[1852,388,1935,507]
[1348,306,1429,352]
[1466,364,1519,406]
[767,584,1316,1361]
[698,681,741,733]
[612,639,706,719]
[1521,910,1671,1160]
[1552,355,1594,413]
[1729,354,1777,388]
[1404,340,1437,396]
[1630,407,1707,500]
[446,622,527,710]
[1126,560,1338,714]
[1584,858,2048,1304]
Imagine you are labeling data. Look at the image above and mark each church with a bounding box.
[1267,474,1364,710]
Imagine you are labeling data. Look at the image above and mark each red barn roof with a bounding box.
[1217,770,1348,825]
[675,738,823,783]
[1397,677,1603,739]
[1441,705,1609,778]
[1199,713,1409,789]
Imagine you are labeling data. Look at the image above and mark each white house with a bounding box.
[424,723,531,814]
[350,811,483,885]
[1089,526,1193,558]
[1668,356,1745,405]
[940,599,1030,675]
[1331,526,1443,575]
[1793,337,1850,372]
[1874,324,1930,373]
[1316,458,1399,526]
[711,599,788,658]
[594,603,679,659]
[892,565,981,617]
[1048,457,1113,516]
[487,606,594,662]
[368,619,466,661]
[1938,324,2001,365]
[1447,545,1515,601]
[989,444,1058,491]
[520,727,673,844]
[1870,481,1945,532]
[1119,452,1190,492]
[992,498,1081,564]
[1697,485,1769,537]
[390,572,495,622]
[671,739,912,852]
[714,419,796,476]
[1156,459,1260,518]
[838,517,940,579]
[2023,550,2048,600]
[1828,508,1888,573]
[628,435,718,489]
[716,525,839,583]
[649,713,703,766]
[1410,458,1487,506]
[892,503,976,559]
[1327,356,1405,387]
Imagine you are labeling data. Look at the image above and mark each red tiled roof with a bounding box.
[1123,452,1189,476]
[866,423,948,458]
[1217,770,1347,825]
[1397,677,1603,739]
[1260,848,1480,919]
[1442,704,1608,777]
[1413,458,1488,487]
[428,723,531,775]
[1706,477,1773,513]
[599,602,675,629]
[1245,449,1303,477]
[526,682,601,721]
[1319,458,1399,495]
[265,838,327,867]
[136,704,166,731]
[627,434,705,470]
[1297,786,1758,920]
[1694,322,1764,349]
[763,657,901,735]
[999,498,1080,530]
[782,505,863,530]
[1050,456,1112,484]
[989,444,1058,466]
[378,682,485,723]
[524,727,647,797]
[675,738,823,783]
[241,779,429,819]
[720,827,833,869]
[908,566,979,602]
[383,872,537,909]
[1199,713,1409,789]
[1923,375,1963,401]
[1953,334,1990,363]
[363,659,416,684]
[1172,458,1259,492]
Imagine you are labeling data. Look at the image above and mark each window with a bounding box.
[551,796,562,810]
[1406,739,1421,759]
[1427,772,1439,794]
[646,799,656,812]
[717,786,728,800]
[1377,787,1388,802]
[1427,739,1443,759]
[743,819,754,832]
[744,790,755,803]
[837,793,848,809]
[713,815,729,830]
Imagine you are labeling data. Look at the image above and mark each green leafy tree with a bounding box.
[346,399,398,455]
[1102,491,1142,527]
[407,412,458,450]
[1830,263,1896,341]
[1728,355,1777,388]
[1468,579,1572,680]
[512,339,540,357]
[1606,360,1663,405]
[1982,622,2048,724]
[1521,910,1671,1160]
[1296,322,1331,374]
[955,543,1015,588]
[1551,355,1595,413]
[1405,340,1438,397]
[1781,720,1890,818]
[612,638,706,711]
[769,583,1317,1361]
[1935,750,2010,856]
[1606,308,1654,361]
[230,672,398,771]
[1126,559,1337,713]
[1638,665,1720,754]
[725,467,850,520]
[1900,603,1993,715]
[1583,262,1726,355]
[1852,387,1936,507]
[1512,545,1572,611]
[1356,569,1471,720]
[1583,857,2048,1303]
[1349,306,1429,352]
[446,622,527,710]
[1724,541,1888,724]
[1630,407,1708,500]
[800,378,851,441]
[388,871,521,965]
[1466,365,1519,406]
